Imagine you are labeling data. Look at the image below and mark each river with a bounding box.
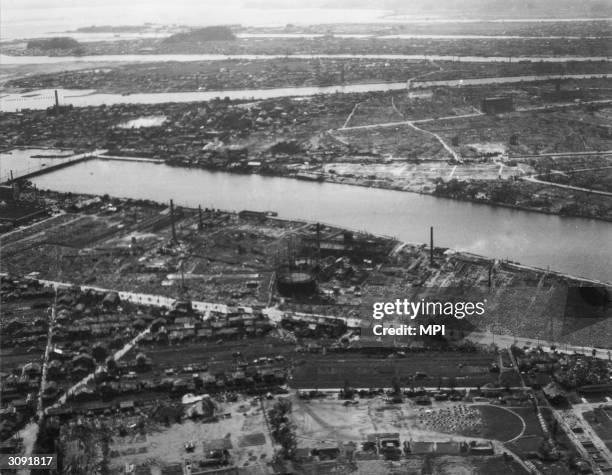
[2,73,610,112]
[31,159,612,283]
[2,53,610,67]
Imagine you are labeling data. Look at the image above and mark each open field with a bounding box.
[321,159,529,193]
[422,107,612,158]
[333,124,452,160]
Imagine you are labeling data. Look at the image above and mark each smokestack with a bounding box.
[198,205,203,231]
[54,90,59,108]
[170,199,177,242]
[316,222,321,263]
[430,226,434,266]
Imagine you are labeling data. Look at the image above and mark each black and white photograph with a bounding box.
[0,1,611,474]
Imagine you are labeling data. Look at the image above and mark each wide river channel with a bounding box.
[2,73,610,112]
[32,159,612,283]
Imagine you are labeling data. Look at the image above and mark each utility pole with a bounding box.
[316,222,321,265]
[430,226,434,266]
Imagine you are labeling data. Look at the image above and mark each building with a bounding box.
[481,96,514,114]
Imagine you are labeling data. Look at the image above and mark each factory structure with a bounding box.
[481,96,515,114]
[274,222,396,299]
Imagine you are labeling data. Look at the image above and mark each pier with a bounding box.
[1,149,107,184]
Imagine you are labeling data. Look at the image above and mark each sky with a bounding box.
[2,0,609,41]
[0,1,388,40]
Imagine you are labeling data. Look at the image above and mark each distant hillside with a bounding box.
[163,26,236,44]
[26,37,81,51]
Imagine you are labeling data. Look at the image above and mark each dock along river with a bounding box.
[31,159,612,283]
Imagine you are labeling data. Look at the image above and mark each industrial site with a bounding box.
[1,1,611,474]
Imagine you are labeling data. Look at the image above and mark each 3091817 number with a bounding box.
[0,454,57,469]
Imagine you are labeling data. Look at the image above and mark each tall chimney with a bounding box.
[316,222,321,264]
[430,226,434,266]
[54,90,59,108]
[198,205,203,231]
[170,199,177,242]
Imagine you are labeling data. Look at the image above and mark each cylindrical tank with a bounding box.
[276,267,317,297]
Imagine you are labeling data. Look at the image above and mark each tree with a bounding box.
[92,343,108,362]
[135,353,148,367]
[268,399,296,460]
[391,377,401,396]
[341,379,354,400]
[491,181,519,205]
[105,356,117,372]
